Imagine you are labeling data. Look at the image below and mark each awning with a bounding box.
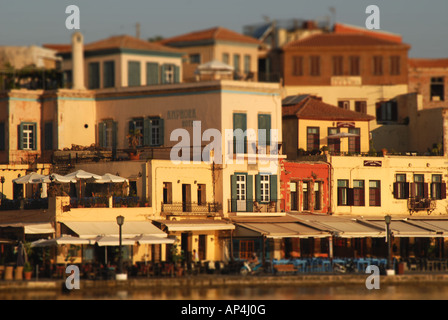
[0,222,55,234]
[93,236,136,247]
[161,220,235,232]
[131,235,176,245]
[404,220,448,236]
[62,221,167,238]
[31,235,91,247]
[235,222,330,239]
[366,220,441,238]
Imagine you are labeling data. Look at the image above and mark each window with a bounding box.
[303,181,310,210]
[393,174,409,199]
[349,56,360,76]
[222,53,229,65]
[431,174,446,200]
[189,54,201,64]
[292,56,303,76]
[332,56,343,76]
[163,182,172,204]
[314,182,321,210]
[129,118,144,147]
[147,117,164,146]
[197,184,206,205]
[337,180,349,206]
[310,56,320,76]
[161,64,180,84]
[198,235,206,260]
[98,120,117,149]
[44,122,53,151]
[244,55,251,74]
[353,180,365,206]
[376,100,398,122]
[88,62,100,89]
[412,174,427,199]
[19,122,37,150]
[260,175,270,202]
[103,61,115,88]
[239,240,254,260]
[146,62,159,85]
[348,128,360,154]
[355,101,367,114]
[338,101,350,110]
[128,61,141,86]
[390,56,400,75]
[369,181,381,206]
[290,182,298,211]
[233,54,240,73]
[373,56,383,76]
[327,127,340,154]
[233,113,247,154]
[258,114,271,146]
[306,127,320,151]
[431,77,445,101]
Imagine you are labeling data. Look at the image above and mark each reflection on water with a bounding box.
[2,283,448,300]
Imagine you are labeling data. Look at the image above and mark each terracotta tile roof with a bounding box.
[409,58,448,69]
[159,26,261,46]
[44,35,182,55]
[333,23,402,44]
[282,96,375,121]
[284,33,409,49]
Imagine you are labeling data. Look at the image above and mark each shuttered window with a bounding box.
[233,113,247,154]
[98,120,117,149]
[258,114,271,146]
[146,62,159,85]
[292,56,303,76]
[369,180,381,206]
[128,61,141,87]
[310,56,320,76]
[44,122,53,151]
[103,61,115,88]
[88,62,100,89]
[332,56,343,76]
[19,122,37,150]
[349,56,360,76]
[143,117,164,146]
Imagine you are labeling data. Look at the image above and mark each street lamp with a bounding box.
[385,215,392,271]
[0,176,4,205]
[116,215,125,277]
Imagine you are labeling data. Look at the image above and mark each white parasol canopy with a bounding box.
[13,172,46,184]
[33,173,76,184]
[31,235,91,247]
[64,170,102,180]
[93,173,129,184]
[195,60,234,75]
[93,235,136,247]
[131,235,176,245]
[327,132,359,139]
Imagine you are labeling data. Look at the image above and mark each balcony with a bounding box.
[228,199,285,214]
[0,198,48,211]
[408,197,436,215]
[161,202,221,216]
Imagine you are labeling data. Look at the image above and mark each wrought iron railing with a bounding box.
[0,198,48,210]
[228,199,284,213]
[161,202,220,215]
[408,197,436,214]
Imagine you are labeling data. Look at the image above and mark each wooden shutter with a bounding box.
[246,175,253,212]
[160,64,166,84]
[128,61,141,86]
[410,183,416,198]
[44,122,53,151]
[442,182,447,200]
[393,182,398,199]
[32,123,37,150]
[230,175,237,212]
[347,188,354,206]
[174,65,180,83]
[146,62,159,85]
[233,113,247,154]
[258,114,271,146]
[18,123,24,150]
[103,61,115,88]
[112,121,118,149]
[255,174,261,202]
[0,122,5,151]
[404,182,410,199]
[423,183,429,198]
[88,62,100,89]
[270,175,278,202]
[98,122,106,148]
[143,118,151,146]
[158,118,164,146]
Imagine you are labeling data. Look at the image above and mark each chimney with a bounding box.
[71,31,85,90]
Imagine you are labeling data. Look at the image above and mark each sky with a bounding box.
[0,0,447,58]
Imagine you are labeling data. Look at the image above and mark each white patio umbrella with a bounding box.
[195,60,234,75]
[327,132,359,139]
[31,235,91,247]
[93,173,128,184]
[64,170,102,199]
[93,235,135,247]
[12,172,46,184]
[32,174,76,184]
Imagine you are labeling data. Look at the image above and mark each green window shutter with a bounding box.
[143,118,151,146]
[88,62,100,89]
[0,122,5,151]
[233,113,247,154]
[128,61,141,87]
[18,123,24,150]
[161,64,166,84]
[258,114,271,146]
[246,175,253,212]
[174,65,180,83]
[159,118,164,146]
[230,175,237,212]
[32,123,37,150]
[270,175,278,201]
[255,174,261,202]
[98,122,105,148]
[128,120,135,133]
[146,62,159,85]
[103,61,115,88]
[44,122,53,151]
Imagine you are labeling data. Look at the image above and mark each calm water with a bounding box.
[3,283,448,300]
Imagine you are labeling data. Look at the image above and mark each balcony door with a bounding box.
[236,175,246,212]
[182,184,191,212]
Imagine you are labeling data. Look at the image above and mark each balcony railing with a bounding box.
[161,202,221,215]
[0,198,48,211]
[408,197,436,214]
[228,199,284,213]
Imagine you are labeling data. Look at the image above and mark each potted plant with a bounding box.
[23,262,33,280]
[125,129,143,160]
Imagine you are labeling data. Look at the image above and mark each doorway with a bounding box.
[182,184,191,212]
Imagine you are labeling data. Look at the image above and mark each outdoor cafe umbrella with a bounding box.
[12,172,46,184]
[93,173,128,184]
[33,174,76,184]
[64,170,102,199]
[31,235,91,248]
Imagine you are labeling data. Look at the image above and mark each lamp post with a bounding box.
[0,176,4,206]
[385,215,392,272]
[116,215,125,279]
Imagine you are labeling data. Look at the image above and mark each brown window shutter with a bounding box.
[393,182,398,199]
[410,183,416,198]
[404,182,410,199]
[424,183,429,198]
[347,188,354,206]
[442,182,447,200]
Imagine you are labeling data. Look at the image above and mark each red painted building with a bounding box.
[280,159,330,214]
